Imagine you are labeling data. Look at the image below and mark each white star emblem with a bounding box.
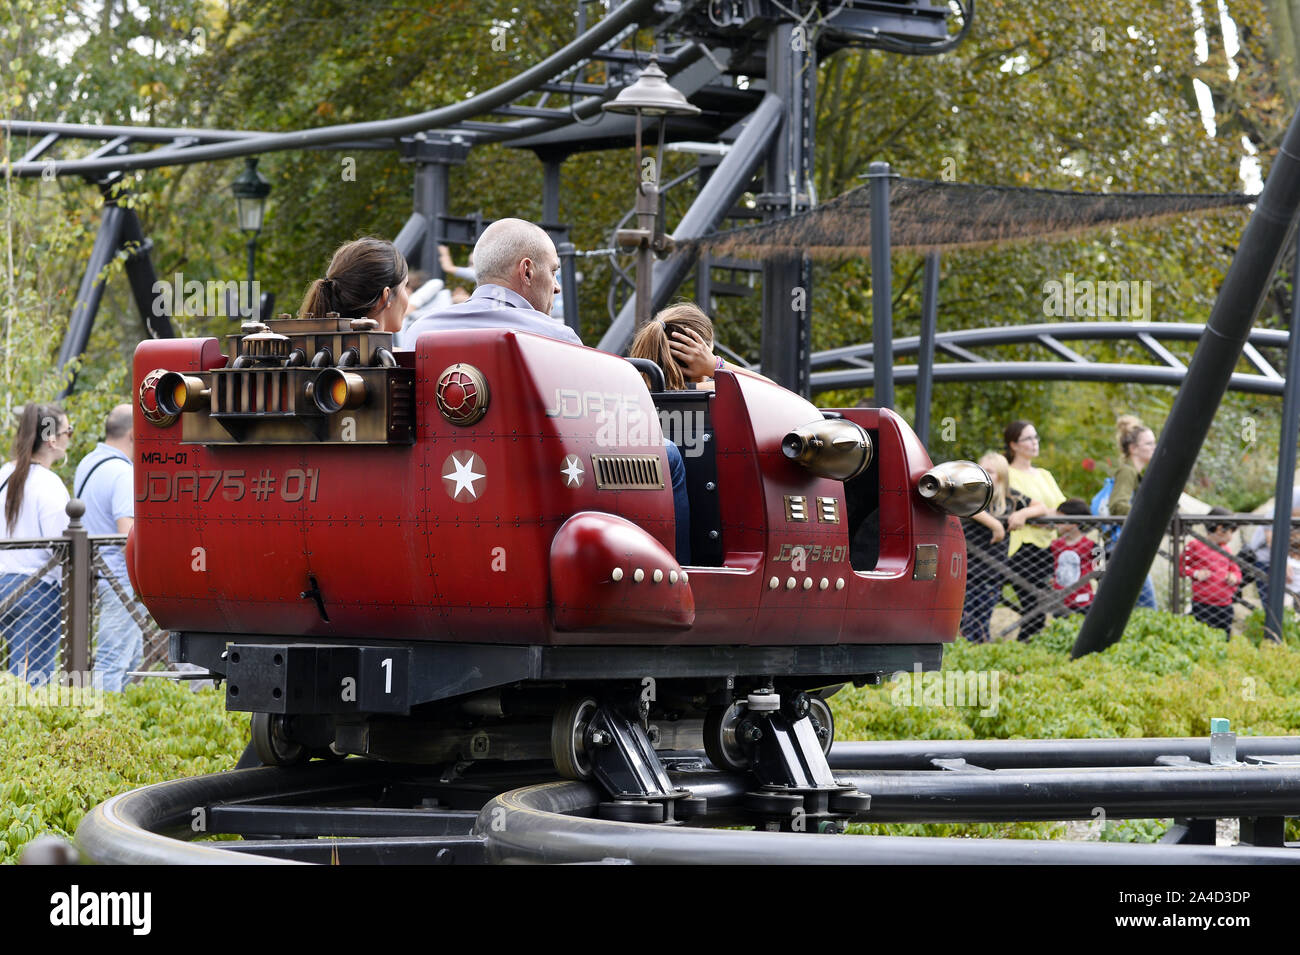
[561,454,584,488]
[442,451,485,501]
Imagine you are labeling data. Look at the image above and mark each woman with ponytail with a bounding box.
[1109,414,1159,608]
[0,403,73,684]
[298,236,410,332]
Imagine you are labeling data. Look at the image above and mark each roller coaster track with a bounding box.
[807,321,1296,397]
[76,736,1300,864]
[1,0,675,178]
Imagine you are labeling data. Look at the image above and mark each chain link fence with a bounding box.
[962,513,1298,643]
[0,502,171,688]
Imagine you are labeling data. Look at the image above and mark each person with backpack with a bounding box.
[1097,415,1158,609]
[74,405,140,692]
[0,403,73,684]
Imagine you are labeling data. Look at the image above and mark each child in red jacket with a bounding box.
[1051,498,1098,613]
[1181,507,1241,637]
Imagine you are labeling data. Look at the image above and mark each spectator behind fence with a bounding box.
[1004,419,1066,641]
[1181,506,1242,637]
[1107,414,1158,609]
[75,405,140,692]
[1051,498,1099,614]
[961,452,1029,643]
[1240,487,1300,608]
[0,404,73,685]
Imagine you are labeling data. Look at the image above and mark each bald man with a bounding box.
[404,218,580,345]
[75,404,141,691]
[405,218,691,562]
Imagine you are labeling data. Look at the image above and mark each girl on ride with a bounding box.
[0,403,73,684]
[299,237,410,333]
[629,302,760,390]
[1003,419,1066,641]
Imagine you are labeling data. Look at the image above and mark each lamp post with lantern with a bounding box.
[229,157,271,318]
[601,56,700,330]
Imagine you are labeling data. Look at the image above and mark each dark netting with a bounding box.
[687,178,1255,260]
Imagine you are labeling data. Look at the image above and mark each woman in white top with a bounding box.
[0,403,73,684]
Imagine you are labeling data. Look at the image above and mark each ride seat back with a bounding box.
[653,390,723,567]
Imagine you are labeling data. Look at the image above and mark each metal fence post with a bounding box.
[63,499,91,677]
[1170,514,1182,615]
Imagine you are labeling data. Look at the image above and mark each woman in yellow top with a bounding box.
[1003,419,1066,640]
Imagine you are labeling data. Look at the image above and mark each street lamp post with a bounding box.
[602,56,700,330]
[230,157,271,318]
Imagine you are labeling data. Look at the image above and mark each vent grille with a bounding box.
[211,369,298,415]
[591,454,664,490]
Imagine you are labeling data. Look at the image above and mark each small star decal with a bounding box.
[561,454,584,488]
[442,451,485,501]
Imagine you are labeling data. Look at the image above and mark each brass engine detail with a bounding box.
[435,363,491,426]
[784,495,808,522]
[139,368,180,427]
[782,418,873,481]
[157,316,414,445]
[917,461,994,517]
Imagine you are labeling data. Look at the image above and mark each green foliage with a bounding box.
[1240,606,1300,647]
[833,609,1300,839]
[0,677,248,864]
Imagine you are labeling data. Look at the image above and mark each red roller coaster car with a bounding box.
[130,316,990,825]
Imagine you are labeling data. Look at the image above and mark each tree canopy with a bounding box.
[1,0,1293,506]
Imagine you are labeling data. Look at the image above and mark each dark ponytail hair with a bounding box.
[298,237,408,320]
[6,403,66,534]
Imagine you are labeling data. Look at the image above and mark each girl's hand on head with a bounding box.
[669,327,716,382]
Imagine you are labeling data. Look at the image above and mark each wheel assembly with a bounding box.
[251,712,308,767]
[703,701,751,772]
[808,694,835,755]
[551,696,599,780]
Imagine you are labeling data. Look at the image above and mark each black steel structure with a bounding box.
[1075,103,1300,657]
[73,732,1300,865]
[3,0,968,398]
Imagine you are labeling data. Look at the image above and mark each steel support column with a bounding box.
[1076,104,1300,656]
[758,21,815,397]
[867,162,896,410]
[915,251,940,446]
[1265,240,1300,640]
[406,139,470,279]
[57,203,128,396]
[118,207,175,340]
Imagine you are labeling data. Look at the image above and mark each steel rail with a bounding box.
[478,773,1300,864]
[810,360,1289,396]
[3,0,662,179]
[809,321,1289,368]
[75,737,1300,865]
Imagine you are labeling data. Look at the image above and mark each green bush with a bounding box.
[3,609,1295,859]
[0,677,248,864]
[831,610,1300,840]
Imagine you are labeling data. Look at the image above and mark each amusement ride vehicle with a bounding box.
[130,314,991,827]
